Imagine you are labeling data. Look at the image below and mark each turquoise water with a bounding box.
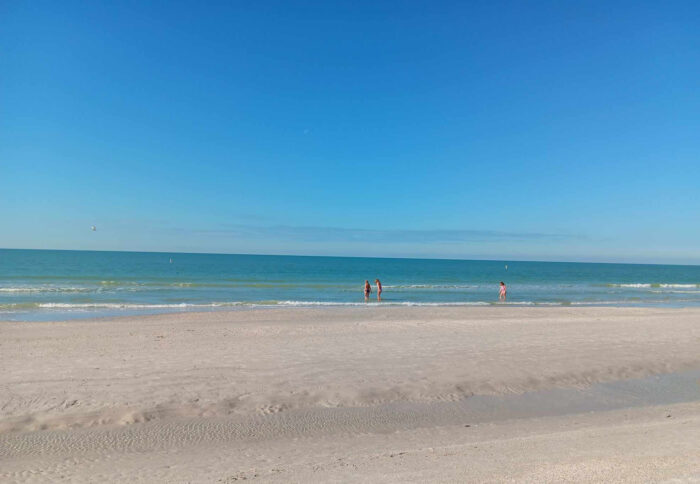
[1,249,699,321]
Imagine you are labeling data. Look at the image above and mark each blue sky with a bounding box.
[1,1,699,263]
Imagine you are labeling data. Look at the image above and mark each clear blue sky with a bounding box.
[2,1,699,263]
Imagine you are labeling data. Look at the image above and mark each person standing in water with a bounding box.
[364,280,372,301]
[499,281,507,301]
[375,279,382,301]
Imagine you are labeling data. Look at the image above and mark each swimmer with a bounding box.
[364,280,372,301]
[375,279,382,301]
[499,281,507,301]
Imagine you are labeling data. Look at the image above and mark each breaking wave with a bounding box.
[604,283,699,289]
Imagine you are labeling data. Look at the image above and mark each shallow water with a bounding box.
[1,249,699,320]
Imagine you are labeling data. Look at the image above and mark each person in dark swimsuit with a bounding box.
[364,280,372,301]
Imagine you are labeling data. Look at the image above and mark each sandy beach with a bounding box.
[2,306,700,482]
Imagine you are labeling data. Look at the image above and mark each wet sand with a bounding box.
[2,306,700,482]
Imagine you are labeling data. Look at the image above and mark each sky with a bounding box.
[1,1,699,264]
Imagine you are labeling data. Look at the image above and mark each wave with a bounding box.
[2,280,357,291]
[0,286,95,293]
[650,290,699,294]
[383,284,480,289]
[571,300,641,306]
[0,300,572,311]
[274,300,493,307]
[7,280,697,294]
[32,301,495,309]
[0,302,252,310]
[604,283,699,289]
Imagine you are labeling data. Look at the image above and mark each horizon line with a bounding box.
[1,247,698,268]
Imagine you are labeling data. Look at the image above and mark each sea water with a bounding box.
[1,249,699,321]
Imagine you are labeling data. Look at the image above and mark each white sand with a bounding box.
[2,306,700,482]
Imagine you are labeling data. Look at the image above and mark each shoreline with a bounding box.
[2,306,700,481]
[4,299,700,323]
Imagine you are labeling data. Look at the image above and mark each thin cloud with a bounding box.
[167,225,585,244]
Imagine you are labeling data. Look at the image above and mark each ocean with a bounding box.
[1,249,699,321]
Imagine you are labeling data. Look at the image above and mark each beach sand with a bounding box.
[2,306,700,482]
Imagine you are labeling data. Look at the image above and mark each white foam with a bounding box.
[36,302,248,309]
[609,283,698,289]
[28,300,571,311]
[571,300,639,306]
[30,301,503,310]
[274,300,492,307]
[0,286,93,293]
[609,284,652,288]
[383,284,479,289]
[7,298,696,313]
